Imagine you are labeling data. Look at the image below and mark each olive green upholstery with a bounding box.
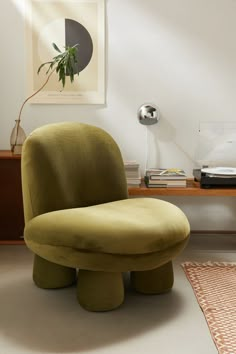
[22,122,190,311]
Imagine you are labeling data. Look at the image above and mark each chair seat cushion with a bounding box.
[24,198,190,255]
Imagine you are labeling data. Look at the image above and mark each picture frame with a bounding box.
[25,0,105,104]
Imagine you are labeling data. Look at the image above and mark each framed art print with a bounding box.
[25,0,105,104]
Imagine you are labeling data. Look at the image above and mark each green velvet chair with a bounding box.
[22,122,190,311]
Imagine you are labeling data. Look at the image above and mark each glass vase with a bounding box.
[10,120,26,155]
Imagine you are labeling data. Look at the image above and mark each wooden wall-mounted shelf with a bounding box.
[1,150,236,244]
[128,179,236,197]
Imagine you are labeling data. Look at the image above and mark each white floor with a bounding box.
[0,234,235,354]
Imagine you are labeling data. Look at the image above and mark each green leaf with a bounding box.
[52,43,62,53]
[53,53,64,61]
[58,66,66,87]
[61,74,65,87]
[70,71,74,83]
[37,61,53,74]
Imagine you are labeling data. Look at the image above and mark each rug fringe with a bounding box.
[181,261,236,267]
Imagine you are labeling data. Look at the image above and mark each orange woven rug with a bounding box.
[182,262,236,354]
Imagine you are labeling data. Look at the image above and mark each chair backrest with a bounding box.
[22,122,128,223]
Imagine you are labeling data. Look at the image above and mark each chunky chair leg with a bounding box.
[77,270,124,311]
[131,261,174,294]
[33,254,77,289]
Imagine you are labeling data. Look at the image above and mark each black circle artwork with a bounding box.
[65,18,93,73]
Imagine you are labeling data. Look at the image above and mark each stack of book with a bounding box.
[145,168,187,188]
[124,161,141,187]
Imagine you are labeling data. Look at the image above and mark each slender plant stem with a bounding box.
[18,68,56,123]
[12,69,56,152]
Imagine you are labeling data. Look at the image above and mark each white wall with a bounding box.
[1,0,236,231]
